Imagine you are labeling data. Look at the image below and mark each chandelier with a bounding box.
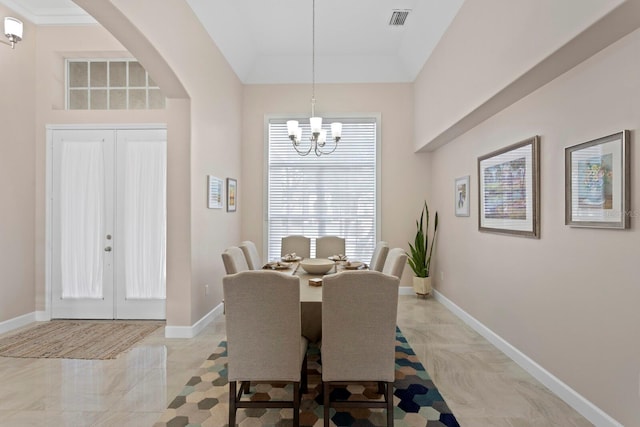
[286,0,342,156]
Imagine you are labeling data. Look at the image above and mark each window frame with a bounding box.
[65,58,165,110]
[263,113,381,261]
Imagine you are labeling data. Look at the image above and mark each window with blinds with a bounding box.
[267,117,379,262]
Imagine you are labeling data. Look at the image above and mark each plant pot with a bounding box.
[412,276,432,297]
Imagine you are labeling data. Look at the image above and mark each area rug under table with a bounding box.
[0,320,163,360]
[155,328,459,427]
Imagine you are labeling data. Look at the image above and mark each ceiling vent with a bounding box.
[389,10,410,26]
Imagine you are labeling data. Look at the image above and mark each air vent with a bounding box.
[389,10,410,26]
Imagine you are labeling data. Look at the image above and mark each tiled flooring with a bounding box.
[0,296,593,426]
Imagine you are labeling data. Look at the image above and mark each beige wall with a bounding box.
[32,23,182,318]
[429,28,640,426]
[30,0,243,327]
[0,6,36,323]
[241,83,428,287]
[414,0,624,151]
[106,0,243,325]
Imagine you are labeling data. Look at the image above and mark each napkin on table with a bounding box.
[282,252,298,261]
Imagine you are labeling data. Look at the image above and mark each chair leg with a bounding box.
[385,381,394,427]
[241,381,251,395]
[229,381,237,427]
[293,381,300,427]
[301,354,308,394]
[323,382,331,427]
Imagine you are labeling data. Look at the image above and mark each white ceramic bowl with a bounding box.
[299,258,334,275]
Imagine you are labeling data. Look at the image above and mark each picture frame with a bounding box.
[454,175,470,217]
[207,175,223,209]
[478,136,540,238]
[226,178,237,212]
[565,130,630,229]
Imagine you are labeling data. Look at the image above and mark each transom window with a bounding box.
[66,59,166,110]
[266,116,379,262]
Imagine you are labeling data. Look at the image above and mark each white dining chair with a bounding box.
[223,271,309,426]
[369,241,389,272]
[281,235,311,259]
[315,236,346,259]
[239,240,262,270]
[382,247,408,280]
[221,246,249,274]
[321,270,399,426]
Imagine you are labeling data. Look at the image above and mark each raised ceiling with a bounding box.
[0,0,464,84]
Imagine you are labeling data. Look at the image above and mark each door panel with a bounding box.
[51,130,115,319]
[115,129,167,319]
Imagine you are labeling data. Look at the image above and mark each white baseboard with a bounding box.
[164,302,224,338]
[0,312,36,335]
[399,286,414,295]
[35,311,51,321]
[433,290,623,427]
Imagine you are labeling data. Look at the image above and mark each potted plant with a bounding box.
[407,201,438,296]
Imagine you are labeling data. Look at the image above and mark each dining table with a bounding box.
[265,258,366,343]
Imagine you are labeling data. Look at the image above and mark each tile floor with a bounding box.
[0,296,593,426]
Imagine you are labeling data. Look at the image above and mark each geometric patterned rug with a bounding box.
[153,328,459,426]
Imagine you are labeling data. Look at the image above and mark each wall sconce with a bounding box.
[1,17,23,49]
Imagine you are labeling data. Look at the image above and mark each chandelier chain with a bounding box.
[311,0,316,116]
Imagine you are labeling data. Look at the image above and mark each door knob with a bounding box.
[104,246,112,252]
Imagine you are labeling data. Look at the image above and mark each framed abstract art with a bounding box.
[455,176,470,217]
[565,131,630,229]
[478,136,540,238]
[227,178,237,212]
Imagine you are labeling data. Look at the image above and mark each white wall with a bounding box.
[429,28,640,427]
[241,83,428,287]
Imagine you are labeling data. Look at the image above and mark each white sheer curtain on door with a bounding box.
[60,141,105,299]
[123,140,166,299]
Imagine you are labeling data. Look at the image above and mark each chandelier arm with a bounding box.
[315,138,339,156]
[291,138,313,156]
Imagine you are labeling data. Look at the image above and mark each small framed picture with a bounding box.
[455,176,470,217]
[478,136,540,238]
[207,175,223,209]
[227,178,237,212]
[565,130,630,229]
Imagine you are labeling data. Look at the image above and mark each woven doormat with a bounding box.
[0,320,163,360]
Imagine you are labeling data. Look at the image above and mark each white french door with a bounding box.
[50,127,166,319]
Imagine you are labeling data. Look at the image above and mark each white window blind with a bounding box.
[267,117,378,262]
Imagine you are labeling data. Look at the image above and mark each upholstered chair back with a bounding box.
[321,270,399,382]
[382,247,408,280]
[222,246,249,274]
[315,236,346,259]
[281,235,311,259]
[223,271,305,382]
[239,240,262,270]
[321,270,399,425]
[369,241,389,272]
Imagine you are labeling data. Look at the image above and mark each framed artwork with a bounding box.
[455,176,470,217]
[565,130,630,229]
[478,136,540,238]
[227,178,237,212]
[207,175,223,209]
